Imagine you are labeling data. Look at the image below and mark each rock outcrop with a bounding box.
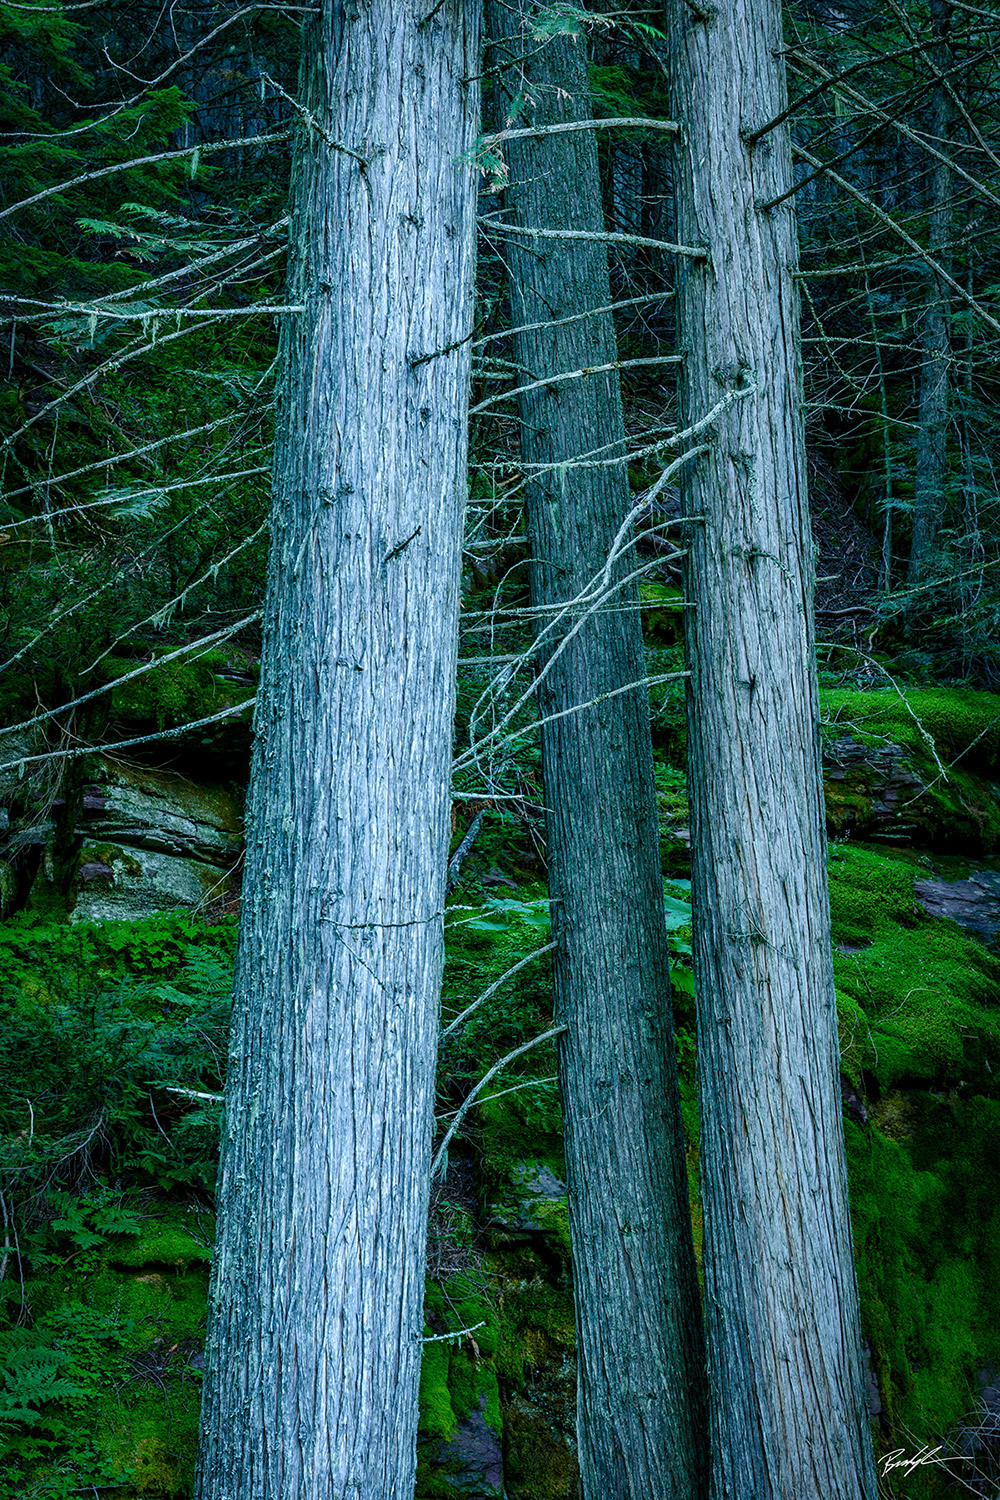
[23,758,241,921]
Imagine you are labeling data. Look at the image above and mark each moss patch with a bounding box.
[822,687,1000,773]
[100,1380,202,1497]
[829,843,1000,1090]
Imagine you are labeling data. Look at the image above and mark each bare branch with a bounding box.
[470,355,681,415]
[479,216,707,258]
[1,467,269,531]
[0,698,258,776]
[446,809,485,891]
[473,292,673,348]
[792,145,1000,336]
[95,223,288,307]
[785,51,1000,215]
[0,614,260,741]
[441,942,558,1039]
[0,413,265,506]
[481,115,679,145]
[2,300,303,322]
[3,317,227,449]
[430,1025,567,1178]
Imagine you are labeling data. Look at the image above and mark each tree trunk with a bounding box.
[486,10,708,1497]
[907,0,953,593]
[667,2,878,1497]
[195,3,479,1496]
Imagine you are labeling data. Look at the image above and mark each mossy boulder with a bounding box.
[829,843,1000,1091]
[821,688,1000,852]
[418,1274,503,1498]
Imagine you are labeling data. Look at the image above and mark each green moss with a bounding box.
[491,1268,575,1388]
[419,1272,502,1446]
[419,1339,457,1442]
[108,1210,213,1270]
[822,688,1000,851]
[448,1352,502,1435]
[104,648,253,732]
[828,842,923,944]
[846,1097,1000,1467]
[822,687,1000,773]
[529,1198,571,1263]
[98,1380,201,1497]
[828,843,1000,1090]
[81,1266,208,1350]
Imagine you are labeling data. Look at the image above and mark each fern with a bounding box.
[0,1331,88,1428]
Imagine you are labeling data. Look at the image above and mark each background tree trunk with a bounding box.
[668,2,878,1496]
[195,2,479,1495]
[486,9,708,1497]
[907,0,954,593]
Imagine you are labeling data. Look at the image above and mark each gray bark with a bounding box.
[194,2,479,1496]
[486,10,708,1498]
[907,0,953,593]
[667,3,878,1498]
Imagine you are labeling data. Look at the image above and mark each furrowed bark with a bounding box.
[194,2,479,1496]
[486,8,708,1497]
[668,2,878,1497]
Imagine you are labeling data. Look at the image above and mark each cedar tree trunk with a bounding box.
[668,1,878,1496]
[195,2,479,1495]
[486,8,708,1497]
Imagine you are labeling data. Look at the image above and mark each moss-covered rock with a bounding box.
[821,688,1000,852]
[846,1096,1000,1489]
[44,759,243,922]
[418,1273,504,1497]
[829,843,1000,1091]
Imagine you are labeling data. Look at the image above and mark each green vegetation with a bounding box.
[821,687,1000,851]
[5,803,1000,1495]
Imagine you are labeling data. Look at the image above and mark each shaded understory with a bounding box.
[2,687,1000,1496]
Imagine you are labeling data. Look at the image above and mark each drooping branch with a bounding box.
[0,133,292,223]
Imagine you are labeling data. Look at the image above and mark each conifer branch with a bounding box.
[0,133,291,223]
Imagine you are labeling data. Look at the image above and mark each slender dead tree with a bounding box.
[194,1,479,1495]
[485,8,708,1497]
[907,0,954,593]
[668,1,878,1497]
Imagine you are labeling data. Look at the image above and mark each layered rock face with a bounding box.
[4,758,241,922]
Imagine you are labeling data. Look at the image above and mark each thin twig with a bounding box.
[431,1025,567,1178]
[442,942,558,1039]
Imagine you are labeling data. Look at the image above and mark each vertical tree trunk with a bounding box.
[486,10,708,1498]
[195,3,479,1496]
[668,3,877,1497]
[907,0,953,592]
